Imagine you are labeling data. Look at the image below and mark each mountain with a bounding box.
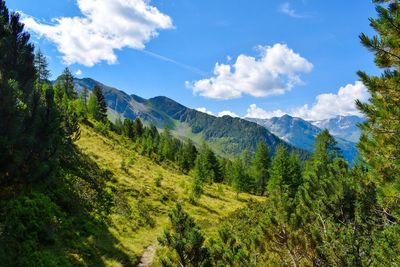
[311,115,364,143]
[73,78,308,158]
[247,115,359,163]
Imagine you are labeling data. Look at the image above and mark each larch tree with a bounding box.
[253,140,270,196]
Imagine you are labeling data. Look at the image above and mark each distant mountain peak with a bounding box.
[246,115,361,163]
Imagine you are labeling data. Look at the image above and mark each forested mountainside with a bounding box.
[247,115,358,163]
[73,77,308,158]
[0,0,399,266]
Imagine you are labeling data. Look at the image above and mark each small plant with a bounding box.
[120,159,128,173]
[155,174,163,187]
[127,154,136,166]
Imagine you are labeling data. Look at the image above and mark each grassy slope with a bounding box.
[75,124,262,266]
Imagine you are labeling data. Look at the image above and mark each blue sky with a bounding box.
[10,0,378,120]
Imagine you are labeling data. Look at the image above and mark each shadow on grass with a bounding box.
[0,145,137,266]
[194,201,220,215]
[59,146,138,266]
[203,191,223,200]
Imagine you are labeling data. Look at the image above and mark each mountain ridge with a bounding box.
[246,114,360,163]
[72,77,308,158]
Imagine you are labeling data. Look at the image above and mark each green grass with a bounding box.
[75,123,263,266]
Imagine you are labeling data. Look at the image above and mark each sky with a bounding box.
[9,0,380,121]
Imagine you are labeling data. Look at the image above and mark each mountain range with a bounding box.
[246,115,363,163]
[73,78,362,162]
[73,78,307,158]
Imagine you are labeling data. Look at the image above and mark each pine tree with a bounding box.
[253,140,270,195]
[34,49,50,83]
[158,203,210,266]
[92,85,107,121]
[0,4,35,99]
[357,0,400,214]
[0,4,67,185]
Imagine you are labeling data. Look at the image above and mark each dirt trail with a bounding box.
[138,245,156,267]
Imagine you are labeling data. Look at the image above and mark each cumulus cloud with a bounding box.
[196,107,214,116]
[245,104,287,119]
[186,43,313,100]
[75,69,82,76]
[218,110,239,118]
[279,2,307,18]
[22,0,173,66]
[292,81,370,120]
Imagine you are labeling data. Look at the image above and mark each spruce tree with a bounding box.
[122,119,135,139]
[134,118,144,138]
[177,139,198,173]
[34,49,50,83]
[92,85,107,121]
[59,67,76,100]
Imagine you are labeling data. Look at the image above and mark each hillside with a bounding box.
[73,78,307,158]
[74,122,262,266]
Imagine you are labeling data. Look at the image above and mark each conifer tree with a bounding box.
[0,4,66,184]
[177,139,198,173]
[0,4,35,99]
[92,85,107,121]
[253,140,270,195]
[357,0,400,215]
[267,145,289,197]
[81,87,89,106]
[122,119,135,139]
[159,203,210,267]
[59,67,76,100]
[231,158,248,198]
[34,49,50,83]
[87,93,99,120]
[134,118,144,138]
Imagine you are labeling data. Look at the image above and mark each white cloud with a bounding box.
[186,43,313,100]
[218,110,239,118]
[22,0,173,66]
[292,81,370,120]
[279,2,307,18]
[196,107,214,116]
[245,104,287,119]
[75,69,82,76]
